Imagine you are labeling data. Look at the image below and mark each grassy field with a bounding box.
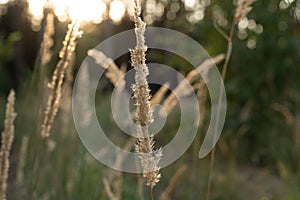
[1,0,300,199]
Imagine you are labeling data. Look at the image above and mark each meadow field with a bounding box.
[0,0,300,199]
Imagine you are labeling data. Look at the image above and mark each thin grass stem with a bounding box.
[206,23,235,200]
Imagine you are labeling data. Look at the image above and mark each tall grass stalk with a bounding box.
[206,1,255,199]
[40,12,55,68]
[0,90,16,200]
[130,0,162,198]
[31,10,55,80]
[16,135,29,198]
[41,20,82,138]
[31,21,81,196]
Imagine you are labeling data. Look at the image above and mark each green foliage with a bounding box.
[0,32,21,94]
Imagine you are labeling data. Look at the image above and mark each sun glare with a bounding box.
[0,0,10,4]
[109,0,126,23]
[184,0,196,9]
[51,0,71,22]
[27,0,128,27]
[69,0,106,23]
[27,0,47,20]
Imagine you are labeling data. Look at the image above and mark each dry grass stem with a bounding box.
[150,82,170,106]
[162,54,225,115]
[103,138,136,200]
[160,165,187,200]
[41,21,82,138]
[207,5,243,198]
[186,54,225,83]
[115,137,136,169]
[88,49,125,87]
[271,103,294,125]
[194,80,207,127]
[74,61,92,128]
[16,136,29,199]
[103,178,118,200]
[16,136,29,187]
[0,90,17,200]
[131,0,162,190]
[161,84,186,116]
[60,52,75,135]
[234,0,255,24]
[294,116,300,149]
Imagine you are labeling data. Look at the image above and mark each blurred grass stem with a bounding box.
[206,23,235,200]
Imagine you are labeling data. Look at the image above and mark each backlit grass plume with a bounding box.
[130,0,162,192]
[41,21,82,138]
[40,12,55,67]
[88,49,125,87]
[0,90,17,200]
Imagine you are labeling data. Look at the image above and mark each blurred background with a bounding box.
[0,0,300,199]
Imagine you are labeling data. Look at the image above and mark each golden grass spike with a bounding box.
[41,21,82,138]
[40,12,55,67]
[0,90,17,200]
[131,0,162,191]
